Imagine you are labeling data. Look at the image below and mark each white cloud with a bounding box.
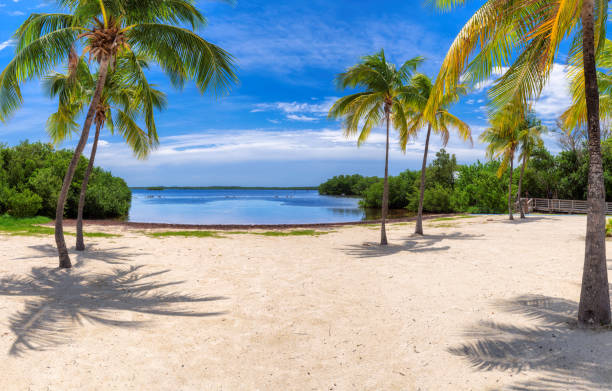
[87,124,484,181]
[251,97,338,122]
[8,10,24,16]
[0,39,14,51]
[286,114,318,122]
[532,64,572,123]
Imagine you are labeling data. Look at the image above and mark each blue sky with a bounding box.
[0,1,573,186]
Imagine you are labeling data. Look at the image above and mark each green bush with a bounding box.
[319,174,378,196]
[0,141,131,219]
[83,169,131,218]
[7,189,42,217]
[450,161,507,213]
[423,184,453,213]
[360,171,417,209]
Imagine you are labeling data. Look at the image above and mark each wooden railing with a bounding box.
[520,198,612,214]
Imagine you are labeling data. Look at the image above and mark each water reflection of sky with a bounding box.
[128,189,366,224]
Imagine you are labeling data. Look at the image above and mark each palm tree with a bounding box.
[0,1,237,268]
[400,73,471,235]
[480,105,521,220]
[44,53,166,251]
[516,111,546,219]
[328,50,422,245]
[428,0,610,325]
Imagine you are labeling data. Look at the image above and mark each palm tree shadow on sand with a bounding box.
[12,243,141,267]
[342,232,484,258]
[1,245,228,356]
[448,294,612,390]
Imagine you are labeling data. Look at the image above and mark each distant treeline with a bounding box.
[319,143,612,213]
[0,141,131,218]
[135,186,318,191]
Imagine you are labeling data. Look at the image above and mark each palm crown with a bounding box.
[328,50,423,145]
[425,0,608,117]
[44,53,166,159]
[400,73,471,149]
[0,0,236,120]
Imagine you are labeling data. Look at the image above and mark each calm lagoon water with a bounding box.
[128,188,367,225]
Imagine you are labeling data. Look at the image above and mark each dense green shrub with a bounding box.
[450,161,508,213]
[423,184,453,213]
[0,141,131,219]
[83,169,131,219]
[360,172,417,209]
[319,174,378,196]
[7,189,42,217]
[323,140,612,215]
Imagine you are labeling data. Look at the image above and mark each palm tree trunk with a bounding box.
[518,154,527,219]
[75,121,102,251]
[507,155,514,221]
[578,0,611,326]
[380,109,390,245]
[55,55,111,268]
[415,123,431,235]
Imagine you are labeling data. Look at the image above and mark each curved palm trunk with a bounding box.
[55,55,111,268]
[75,121,102,251]
[380,109,390,245]
[415,123,432,235]
[507,155,514,221]
[517,154,527,219]
[578,0,611,326]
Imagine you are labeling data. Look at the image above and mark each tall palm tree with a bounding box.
[44,53,166,251]
[400,73,471,235]
[328,50,422,245]
[427,0,610,325]
[0,1,237,268]
[480,105,521,220]
[516,110,546,219]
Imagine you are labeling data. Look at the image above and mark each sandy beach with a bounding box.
[1,215,611,390]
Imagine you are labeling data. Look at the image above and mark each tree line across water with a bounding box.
[0,141,130,218]
[320,141,612,214]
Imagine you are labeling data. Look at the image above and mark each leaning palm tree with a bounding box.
[44,53,166,251]
[515,110,546,219]
[480,105,521,220]
[1,1,237,268]
[328,50,422,245]
[427,0,610,325]
[400,73,471,235]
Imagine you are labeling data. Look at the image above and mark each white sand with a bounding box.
[1,215,611,390]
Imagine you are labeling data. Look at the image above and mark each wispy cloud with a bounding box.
[0,38,14,50]
[203,3,446,77]
[251,97,337,122]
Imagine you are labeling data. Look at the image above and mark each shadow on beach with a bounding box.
[1,245,227,356]
[448,294,612,390]
[342,231,484,258]
[12,244,143,267]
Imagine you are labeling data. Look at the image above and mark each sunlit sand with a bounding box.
[1,215,610,390]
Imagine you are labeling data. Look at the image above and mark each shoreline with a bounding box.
[52,213,457,230]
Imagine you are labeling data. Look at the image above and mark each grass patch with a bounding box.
[607,219,612,237]
[0,214,121,237]
[0,215,54,236]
